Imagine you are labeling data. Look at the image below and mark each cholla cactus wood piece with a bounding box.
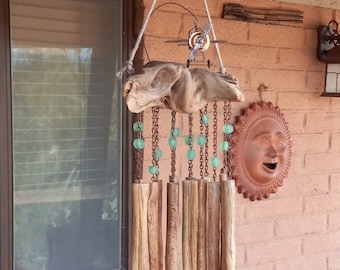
[122,61,245,114]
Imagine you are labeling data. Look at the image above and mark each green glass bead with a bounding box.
[201,114,210,125]
[133,138,144,149]
[170,127,180,137]
[186,149,196,161]
[184,135,195,145]
[133,121,144,132]
[210,157,221,168]
[148,165,159,175]
[196,135,207,146]
[154,149,163,159]
[223,124,234,134]
[220,141,230,152]
[168,137,177,148]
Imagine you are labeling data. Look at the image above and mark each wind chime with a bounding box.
[117,0,244,269]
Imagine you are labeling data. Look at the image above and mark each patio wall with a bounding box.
[135,0,340,268]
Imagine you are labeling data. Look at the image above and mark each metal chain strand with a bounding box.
[204,104,209,178]
[135,113,143,183]
[227,101,233,179]
[151,107,159,182]
[213,101,218,181]
[188,113,194,179]
[170,111,177,182]
[199,109,204,178]
[222,101,228,174]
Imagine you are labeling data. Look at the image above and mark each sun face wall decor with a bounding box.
[231,102,292,201]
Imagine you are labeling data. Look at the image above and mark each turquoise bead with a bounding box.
[220,141,230,152]
[184,135,194,145]
[210,157,221,168]
[133,138,145,149]
[154,149,163,159]
[148,165,159,175]
[170,127,180,137]
[223,124,234,134]
[186,149,196,161]
[133,121,144,132]
[168,137,177,148]
[201,114,210,125]
[196,135,207,146]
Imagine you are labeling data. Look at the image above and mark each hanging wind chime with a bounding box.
[117,0,244,268]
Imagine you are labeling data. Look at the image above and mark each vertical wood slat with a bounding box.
[207,181,221,270]
[166,182,179,270]
[220,175,236,270]
[147,181,163,270]
[197,180,207,270]
[132,183,150,270]
[182,180,199,270]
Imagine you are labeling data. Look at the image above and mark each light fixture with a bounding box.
[317,20,340,96]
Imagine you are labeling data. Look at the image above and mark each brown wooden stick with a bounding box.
[166,182,179,270]
[132,183,150,270]
[182,180,198,270]
[220,174,236,270]
[206,181,221,270]
[197,180,207,270]
[148,182,162,270]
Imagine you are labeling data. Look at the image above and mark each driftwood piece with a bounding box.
[220,174,236,270]
[132,183,150,270]
[166,182,179,270]
[223,3,303,23]
[197,180,207,270]
[206,181,221,270]
[122,61,244,114]
[182,180,199,270]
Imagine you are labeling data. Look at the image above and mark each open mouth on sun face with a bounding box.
[263,162,278,171]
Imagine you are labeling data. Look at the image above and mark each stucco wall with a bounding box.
[135,0,340,268]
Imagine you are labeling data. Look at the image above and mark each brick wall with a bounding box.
[135,0,340,268]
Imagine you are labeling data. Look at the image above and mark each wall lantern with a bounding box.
[317,20,340,96]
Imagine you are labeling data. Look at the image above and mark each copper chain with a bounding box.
[170,111,176,182]
[199,109,204,178]
[212,101,218,181]
[188,113,194,179]
[135,113,143,183]
[151,107,159,182]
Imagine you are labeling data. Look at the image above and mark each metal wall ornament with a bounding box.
[231,102,292,201]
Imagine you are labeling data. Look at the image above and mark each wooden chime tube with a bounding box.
[220,174,236,270]
[197,180,207,270]
[206,181,221,270]
[182,180,199,270]
[132,183,151,270]
[166,181,179,270]
[147,181,163,270]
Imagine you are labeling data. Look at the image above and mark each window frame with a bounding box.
[0,0,134,268]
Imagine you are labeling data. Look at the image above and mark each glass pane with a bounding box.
[11,0,122,269]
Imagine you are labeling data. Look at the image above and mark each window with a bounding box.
[1,0,132,269]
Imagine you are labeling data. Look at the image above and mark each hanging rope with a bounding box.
[202,0,226,74]
[116,0,158,78]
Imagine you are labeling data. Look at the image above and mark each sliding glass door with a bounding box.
[10,0,125,269]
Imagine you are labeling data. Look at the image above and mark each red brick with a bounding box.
[237,263,274,270]
[305,193,340,213]
[330,173,340,192]
[212,18,249,45]
[306,112,340,133]
[246,238,301,265]
[275,254,327,270]
[330,98,340,112]
[305,152,340,173]
[248,23,305,49]
[245,197,303,222]
[303,231,340,254]
[236,245,246,267]
[328,250,340,269]
[283,112,306,134]
[278,173,329,198]
[292,133,329,154]
[279,48,310,70]
[275,214,327,238]
[301,5,333,28]
[236,221,274,245]
[251,69,306,91]
[329,210,340,231]
[278,92,329,111]
[306,71,327,91]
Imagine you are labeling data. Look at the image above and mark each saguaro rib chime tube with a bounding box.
[131,110,163,270]
[220,101,236,270]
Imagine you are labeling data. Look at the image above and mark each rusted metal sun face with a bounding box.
[231,102,292,201]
